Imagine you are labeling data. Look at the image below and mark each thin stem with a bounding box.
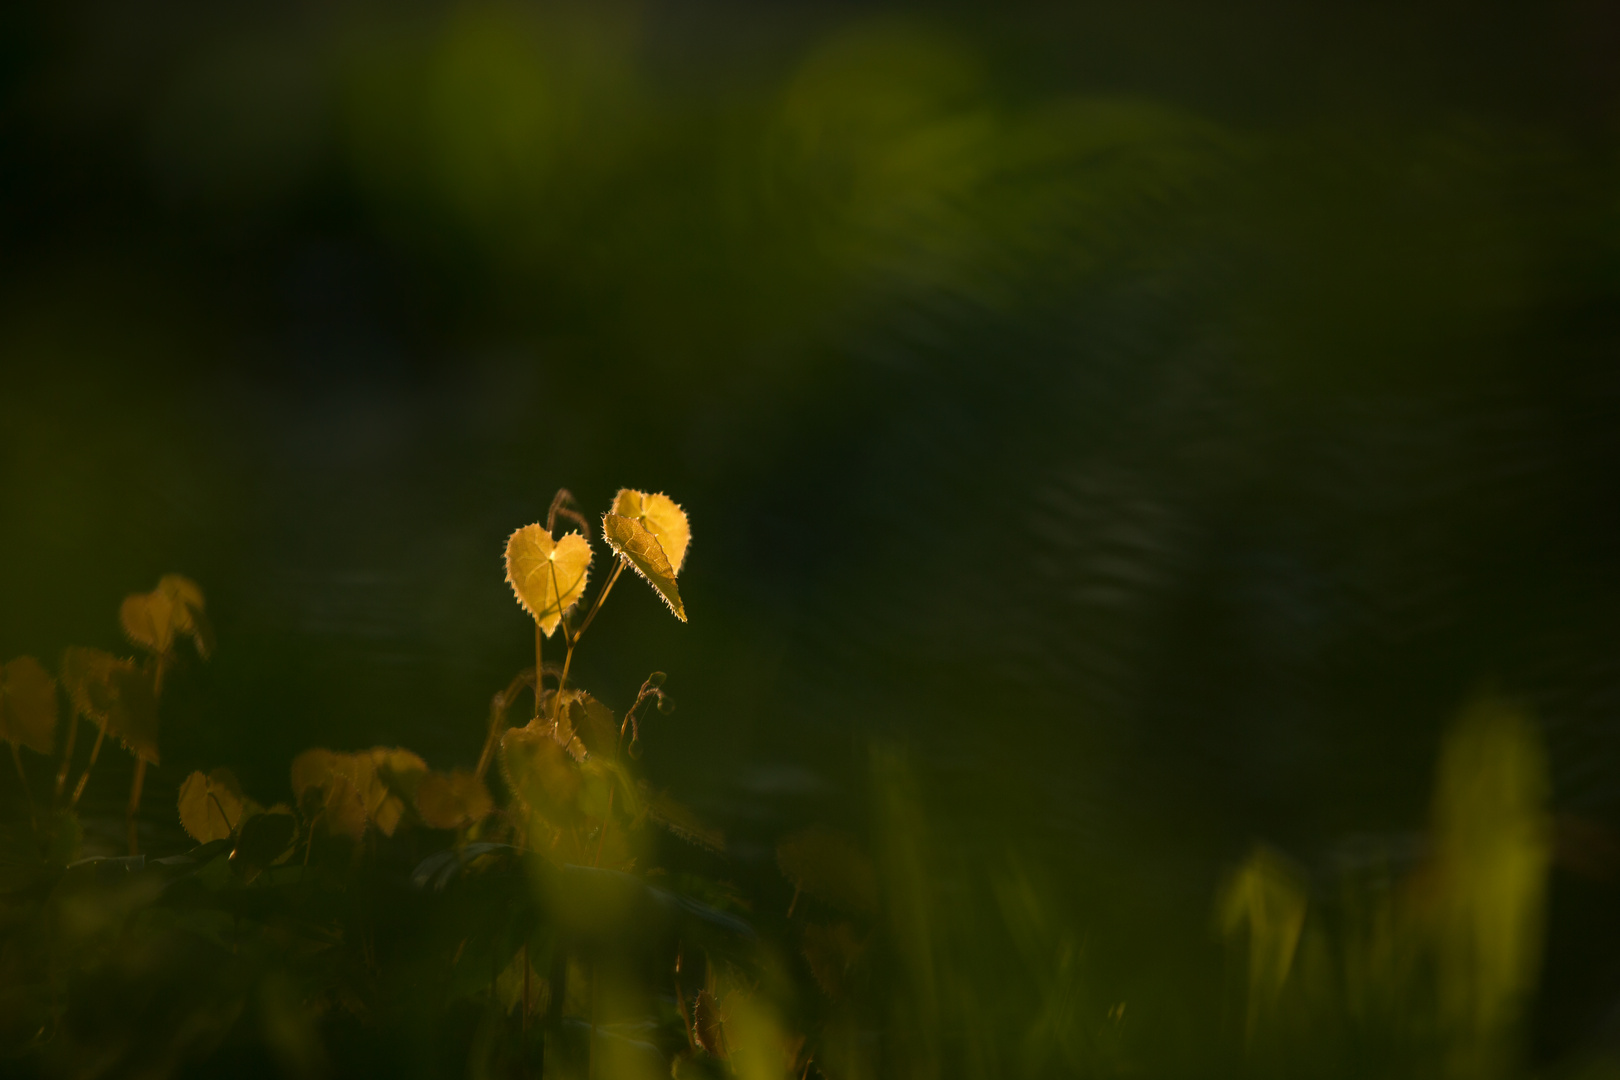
[126,758,147,855]
[54,709,80,803]
[534,623,544,722]
[207,791,239,835]
[476,669,533,782]
[69,725,107,809]
[10,744,37,830]
[593,786,615,868]
[556,630,576,717]
[571,559,625,647]
[522,941,532,1033]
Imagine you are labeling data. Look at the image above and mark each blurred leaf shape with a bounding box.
[602,512,686,621]
[561,689,619,759]
[291,748,401,840]
[1217,845,1308,1036]
[801,921,865,998]
[611,489,691,573]
[691,987,727,1058]
[177,768,246,844]
[59,647,133,726]
[644,787,725,853]
[776,827,878,915]
[369,746,429,836]
[0,656,57,755]
[119,574,212,659]
[494,947,548,1019]
[501,722,581,821]
[1429,694,1550,1047]
[415,768,494,830]
[102,664,161,764]
[505,525,593,637]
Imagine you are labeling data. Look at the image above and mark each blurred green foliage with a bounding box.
[2,1,1619,1077]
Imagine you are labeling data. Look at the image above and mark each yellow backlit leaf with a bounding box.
[177,767,246,844]
[610,489,691,574]
[777,828,878,914]
[0,656,58,755]
[415,768,494,829]
[505,525,593,637]
[601,513,686,622]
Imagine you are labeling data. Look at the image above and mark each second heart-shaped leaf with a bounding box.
[505,526,593,637]
[602,513,686,622]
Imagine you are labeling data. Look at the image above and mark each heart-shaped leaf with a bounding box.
[60,647,133,725]
[415,768,494,830]
[119,575,212,659]
[178,767,246,844]
[0,656,57,755]
[610,490,691,574]
[505,525,593,637]
[602,513,686,622]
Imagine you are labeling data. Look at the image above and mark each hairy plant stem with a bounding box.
[69,725,106,809]
[126,759,146,855]
[534,624,544,722]
[572,559,625,645]
[54,710,79,802]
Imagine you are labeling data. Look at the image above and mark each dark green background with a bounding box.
[3,0,1619,1070]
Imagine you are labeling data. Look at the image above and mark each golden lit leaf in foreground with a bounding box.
[177,767,246,843]
[776,828,878,914]
[601,513,686,622]
[611,489,691,573]
[505,525,593,637]
[415,768,494,829]
[0,656,58,755]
